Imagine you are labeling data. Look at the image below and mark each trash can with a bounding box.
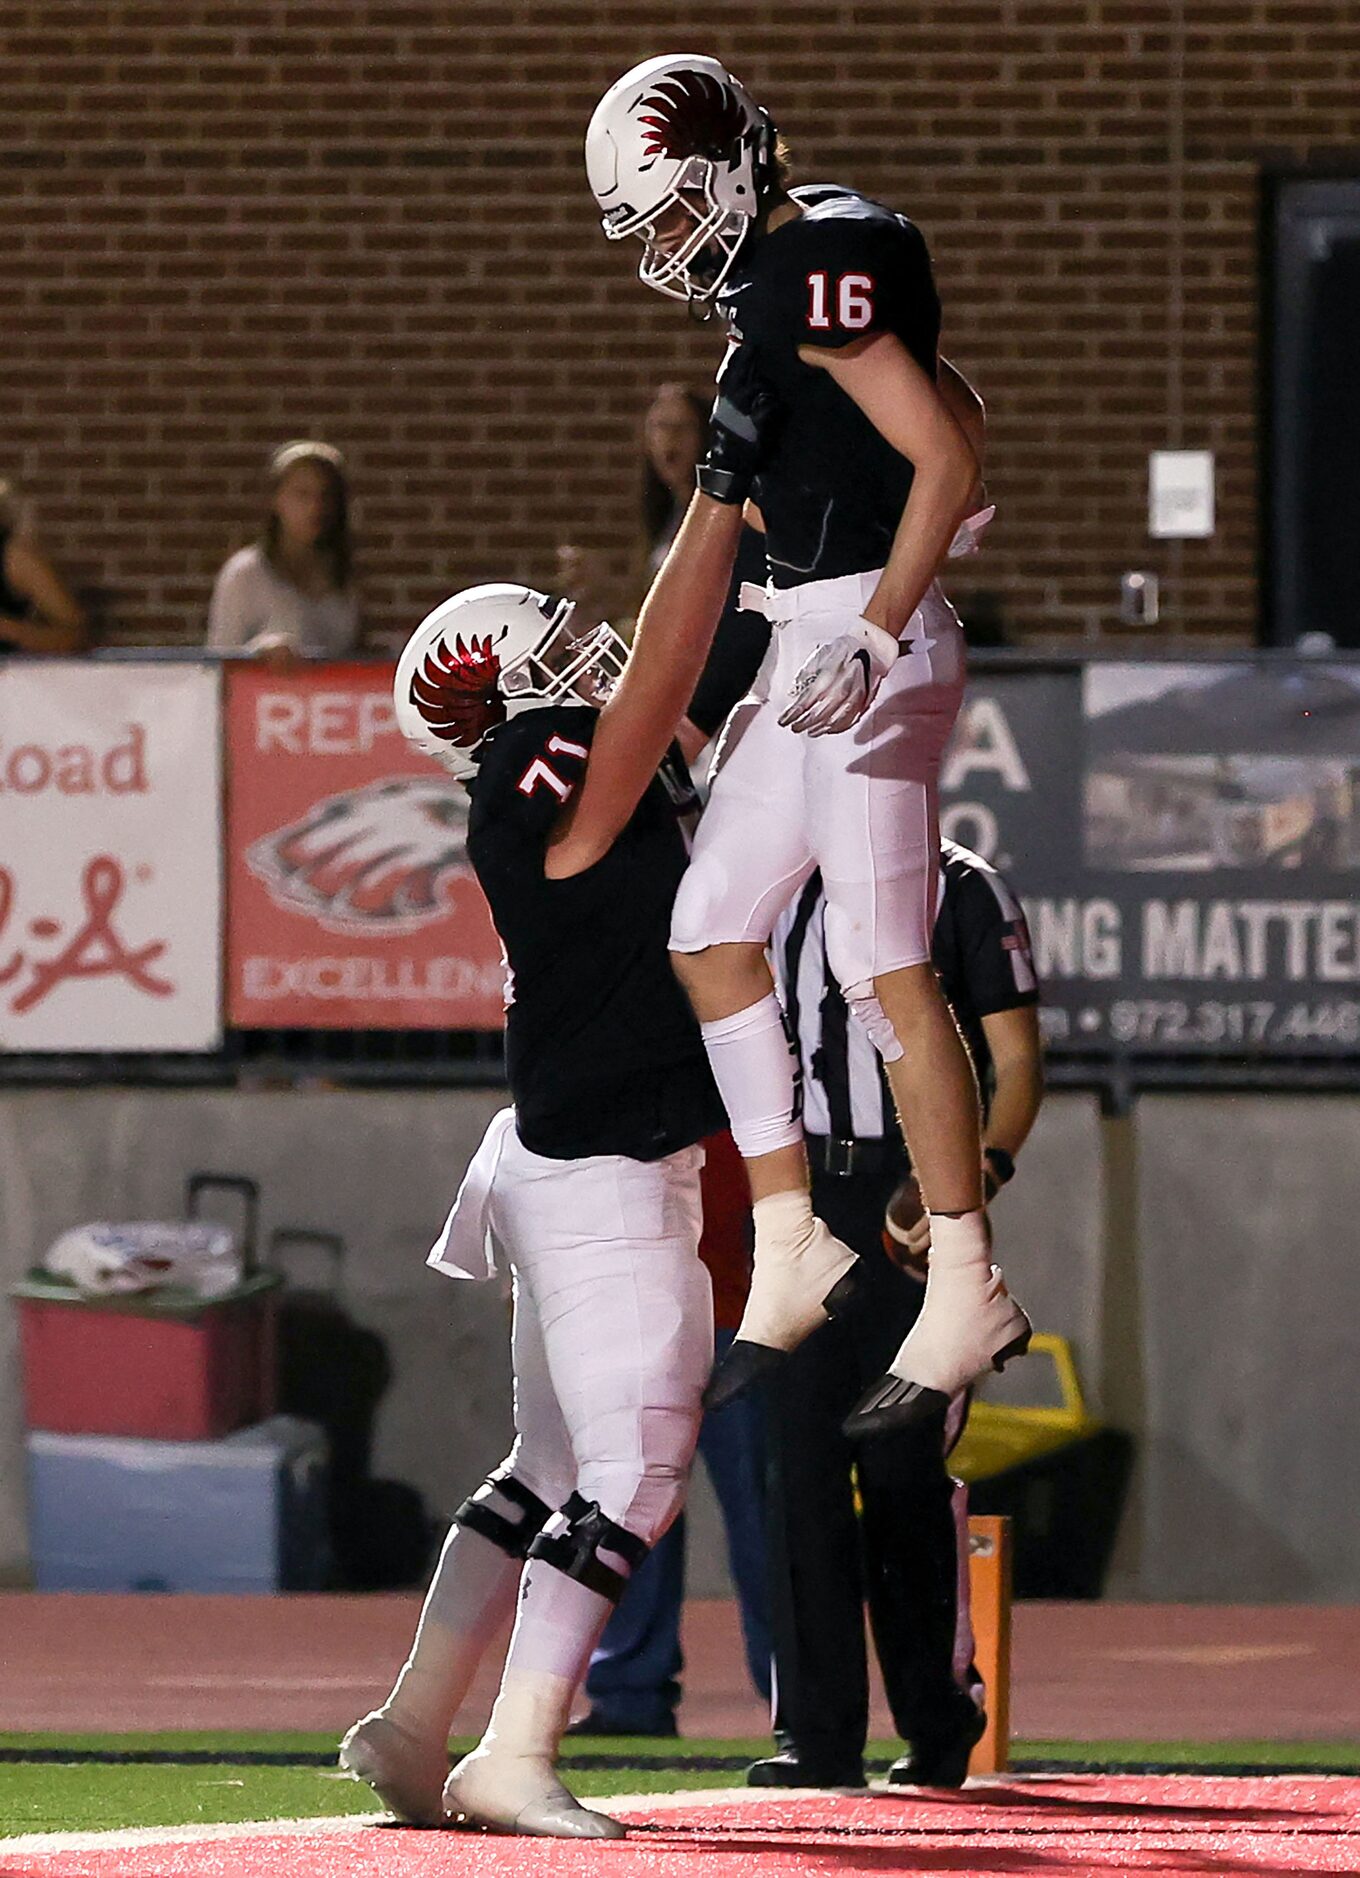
[950,1334,1132,1598]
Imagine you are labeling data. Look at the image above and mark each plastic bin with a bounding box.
[25,1415,329,1592]
[14,1175,280,1441]
[951,1334,1132,1599]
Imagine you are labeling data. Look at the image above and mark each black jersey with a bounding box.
[715,184,941,590]
[466,704,724,1163]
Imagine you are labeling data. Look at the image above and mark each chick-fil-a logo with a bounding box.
[0,855,173,1016]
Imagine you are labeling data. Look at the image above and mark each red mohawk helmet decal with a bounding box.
[637,69,750,170]
[409,632,507,749]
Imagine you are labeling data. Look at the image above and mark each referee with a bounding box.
[749,839,1043,1790]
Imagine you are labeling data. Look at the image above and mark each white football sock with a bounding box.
[382,1520,521,1739]
[498,1558,614,1683]
[700,995,803,1159]
[444,1561,626,1839]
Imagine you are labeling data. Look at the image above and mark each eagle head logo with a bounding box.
[637,70,750,171]
[409,632,507,751]
[246,776,474,935]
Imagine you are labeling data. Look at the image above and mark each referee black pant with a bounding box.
[765,1154,978,1761]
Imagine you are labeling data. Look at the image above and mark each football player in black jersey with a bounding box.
[339,495,761,1838]
[587,54,1030,1432]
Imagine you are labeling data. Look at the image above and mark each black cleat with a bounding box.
[565,1709,678,1739]
[702,1338,784,1410]
[747,1749,865,1789]
[706,1265,870,1411]
[842,1374,951,1441]
[887,1706,986,1789]
[822,1263,870,1319]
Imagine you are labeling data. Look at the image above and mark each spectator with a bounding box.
[555,384,711,638]
[640,383,709,582]
[207,440,360,665]
[0,478,90,654]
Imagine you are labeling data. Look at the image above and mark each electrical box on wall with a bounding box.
[1149,450,1215,538]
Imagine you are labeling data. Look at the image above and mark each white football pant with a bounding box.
[671,570,966,994]
[491,1126,713,1547]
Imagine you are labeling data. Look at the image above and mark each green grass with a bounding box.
[2,1732,1357,1840]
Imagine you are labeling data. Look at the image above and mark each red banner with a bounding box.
[224,663,504,1030]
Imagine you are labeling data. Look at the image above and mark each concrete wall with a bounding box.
[2,1087,1357,1598]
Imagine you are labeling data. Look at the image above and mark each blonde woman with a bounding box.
[207,440,360,664]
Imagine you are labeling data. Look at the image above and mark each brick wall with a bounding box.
[3,1,1358,646]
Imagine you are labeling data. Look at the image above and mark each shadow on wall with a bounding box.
[1137,1435,1316,1601]
[272,1228,437,1590]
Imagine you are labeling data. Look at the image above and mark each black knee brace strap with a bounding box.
[526,1492,650,1603]
[454,1466,550,1560]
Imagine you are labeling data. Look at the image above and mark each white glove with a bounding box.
[778,618,900,736]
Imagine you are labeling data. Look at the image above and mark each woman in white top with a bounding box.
[207,440,361,662]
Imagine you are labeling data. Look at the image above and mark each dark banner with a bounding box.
[940,661,1360,1055]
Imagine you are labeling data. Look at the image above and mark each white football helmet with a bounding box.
[394,584,628,780]
[586,54,775,304]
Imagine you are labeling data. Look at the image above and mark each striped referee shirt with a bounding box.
[772,840,1039,1145]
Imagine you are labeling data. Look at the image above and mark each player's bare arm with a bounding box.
[936,355,987,501]
[800,330,979,639]
[544,494,743,879]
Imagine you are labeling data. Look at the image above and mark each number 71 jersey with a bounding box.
[715,183,943,591]
[465,703,721,1163]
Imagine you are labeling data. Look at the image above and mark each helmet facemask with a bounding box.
[604,158,755,304]
[502,598,629,712]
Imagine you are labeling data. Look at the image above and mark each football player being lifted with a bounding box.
[587,55,1030,1434]
[340,504,744,1837]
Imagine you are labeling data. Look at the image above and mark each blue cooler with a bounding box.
[25,1415,330,1592]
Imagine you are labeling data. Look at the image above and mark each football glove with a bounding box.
[696,343,780,505]
[779,618,900,736]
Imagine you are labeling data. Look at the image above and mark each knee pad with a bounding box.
[844,981,904,1064]
[526,1492,650,1604]
[453,1465,550,1561]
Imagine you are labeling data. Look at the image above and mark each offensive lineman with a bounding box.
[586,55,1030,1431]
[339,490,749,1836]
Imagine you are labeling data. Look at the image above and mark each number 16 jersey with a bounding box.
[715,183,943,591]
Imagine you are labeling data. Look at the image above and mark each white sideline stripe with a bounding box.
[3,1783,1032,1858]
[0,1811,386,1857]
[1,1789,785,1858]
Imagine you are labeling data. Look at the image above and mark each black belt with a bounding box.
[805,1133,906,1178]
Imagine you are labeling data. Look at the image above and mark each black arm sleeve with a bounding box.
[685,525,772,737]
